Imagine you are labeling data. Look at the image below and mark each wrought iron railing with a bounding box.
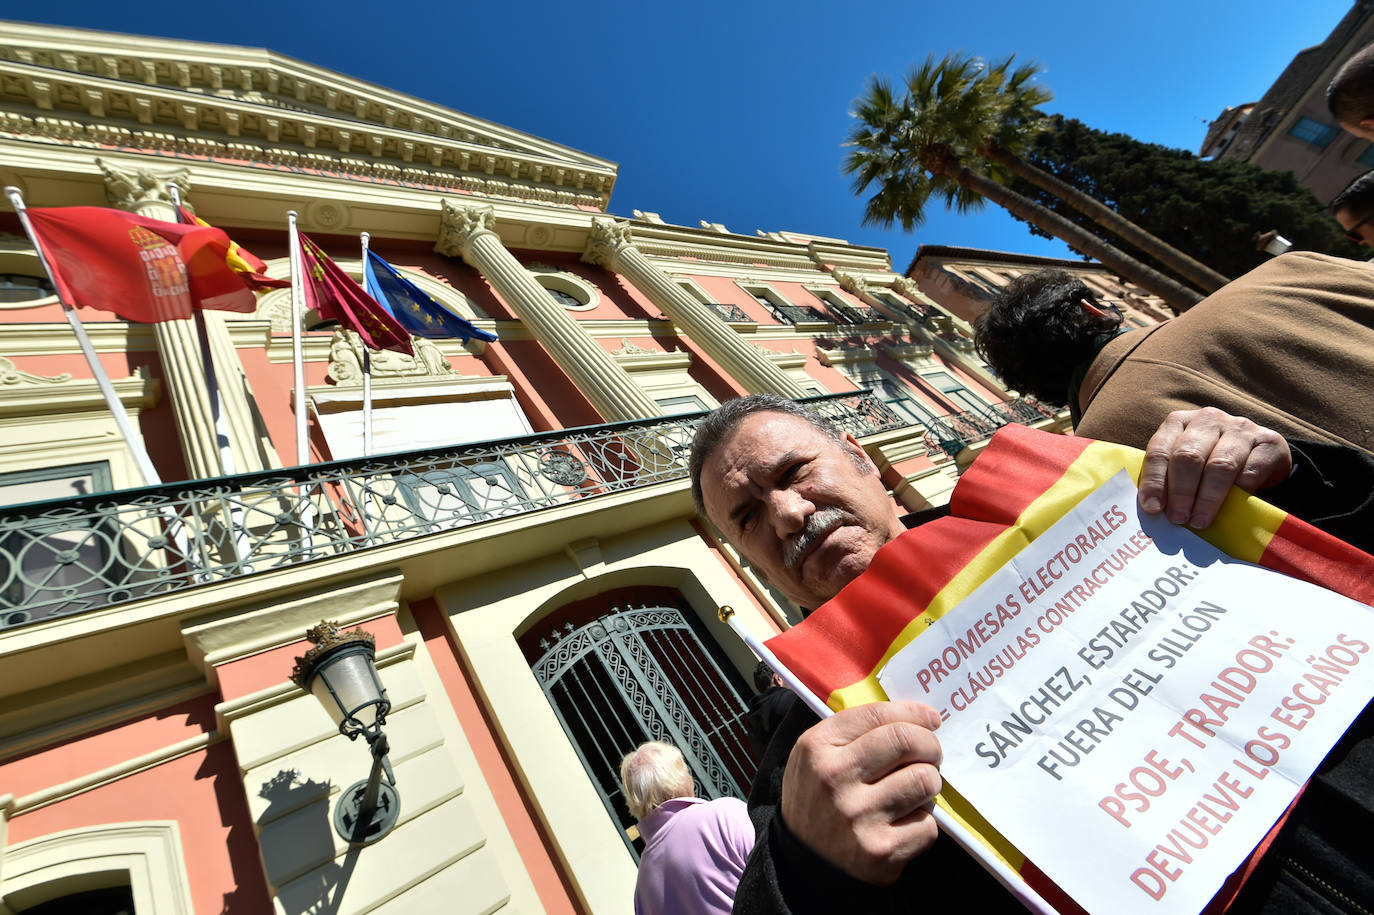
[991,397,1059,425]
[0,393,903,632]
[920,398,1055,459]
[706,302,751,323]
[771,304,829,325]
[836,304,886,325]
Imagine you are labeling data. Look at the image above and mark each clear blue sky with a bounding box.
[16,0,1358,270]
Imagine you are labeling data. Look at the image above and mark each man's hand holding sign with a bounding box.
[878,470,1374,914]
[689,397,1374,915]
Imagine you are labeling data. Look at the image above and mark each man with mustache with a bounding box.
[689,394,1374,913]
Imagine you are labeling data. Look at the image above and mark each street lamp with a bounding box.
[291,620,401,844]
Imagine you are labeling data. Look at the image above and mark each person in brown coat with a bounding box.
[974,251,1374,541]
[975,252,1374,456]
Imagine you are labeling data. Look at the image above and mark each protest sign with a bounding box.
[879,470,1374,915]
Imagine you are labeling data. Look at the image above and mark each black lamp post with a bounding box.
[291,620,401,844]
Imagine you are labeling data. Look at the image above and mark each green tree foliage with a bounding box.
[845,55,1203,311]
[1008,116,1364,278]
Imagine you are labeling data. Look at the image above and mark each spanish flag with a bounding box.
[763,423,1374,912]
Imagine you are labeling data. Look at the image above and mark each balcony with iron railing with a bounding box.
[835,304,887,325]
[705,302,752,323]
[921,398,1060,459]
[770,303,829,325]
[0,392,907,633]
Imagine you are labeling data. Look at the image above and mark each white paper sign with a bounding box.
[879,471,1374,915]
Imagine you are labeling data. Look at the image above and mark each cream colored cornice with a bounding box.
[0,21,616,210]
[0,319,272,354]
[0,21,613,169]
[0,365,158,417]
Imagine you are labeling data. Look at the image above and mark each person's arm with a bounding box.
[1259,438,1374,554]
[733,802,908,915]
[732,701,943,915]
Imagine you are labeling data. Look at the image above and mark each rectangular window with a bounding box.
[0,461,118,617]
[1288,116,1339,149]
[655,395,711,416]
[921,369,992,416]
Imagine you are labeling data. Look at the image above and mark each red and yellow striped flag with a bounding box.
[763,423,1374,911]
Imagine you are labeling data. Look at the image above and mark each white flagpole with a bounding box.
[5,186,162,486]
[359,232,374,459]
[287,212,309,467]
[284,213,321,556]
[169,185,235,478]
[717,606,1059,915]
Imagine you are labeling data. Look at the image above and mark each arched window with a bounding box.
[520,586,754,855]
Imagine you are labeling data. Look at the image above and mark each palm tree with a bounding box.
[844,55,1207,312]
[978,57,1230,293]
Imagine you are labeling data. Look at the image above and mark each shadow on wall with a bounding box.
[251,769,362,915]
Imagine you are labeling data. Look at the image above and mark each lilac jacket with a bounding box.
[634,796,754,915]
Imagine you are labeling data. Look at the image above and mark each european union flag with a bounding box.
[363,250,498,343]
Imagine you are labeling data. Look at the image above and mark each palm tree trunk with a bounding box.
[982,141,1231,293]
[935,155,1204,312]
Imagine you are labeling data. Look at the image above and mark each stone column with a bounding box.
[581,219,808,398]
[98,159,279,476]
[435,202,660,422]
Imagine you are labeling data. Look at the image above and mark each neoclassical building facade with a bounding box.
[0,21,1068,914]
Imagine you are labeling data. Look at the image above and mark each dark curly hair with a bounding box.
[973,269,1123,404]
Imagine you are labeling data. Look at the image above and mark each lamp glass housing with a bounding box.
[305,641,390,739]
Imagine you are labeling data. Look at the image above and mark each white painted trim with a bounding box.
[1,821,195,915]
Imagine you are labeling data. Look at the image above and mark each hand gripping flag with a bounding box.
[24,206,259,322]
[364,250,497,343]
[177,206,290,290]
[296,232,412,355]
[763,423,1374,914]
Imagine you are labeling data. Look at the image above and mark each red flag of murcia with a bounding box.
[295,231,413,355]
[25,206,259,322]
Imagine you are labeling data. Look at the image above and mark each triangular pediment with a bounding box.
[0,20,617,209]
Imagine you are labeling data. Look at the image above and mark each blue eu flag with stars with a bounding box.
[363,250,497,343]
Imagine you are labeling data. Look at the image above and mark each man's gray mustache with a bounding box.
[783,507,857,571]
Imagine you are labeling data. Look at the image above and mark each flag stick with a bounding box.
[283,213,320,555]
[287,212,309,467]
[717,606,1059,915]
[5,186,162,486]
[359,232,374,459]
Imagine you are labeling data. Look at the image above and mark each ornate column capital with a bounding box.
[833,269,870,298]
[581,218,633,268]
[435,200,498,261]
[890,275,920,298]
[96,157,190,217]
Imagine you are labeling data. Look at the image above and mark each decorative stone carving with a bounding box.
[96,157,189,213]
[305,199,349,231]
[581,218,632,267]
[890,276,921,298]
[0,355,72,385]
[527,224,553,247]
[326,329,454,384]
[612,339,657,356]
[328,332,364,383]
[833,269,870,297]
[882,342,935,363]
[435,201,497,259]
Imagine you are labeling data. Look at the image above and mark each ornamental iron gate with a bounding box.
[526,587,754,857]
